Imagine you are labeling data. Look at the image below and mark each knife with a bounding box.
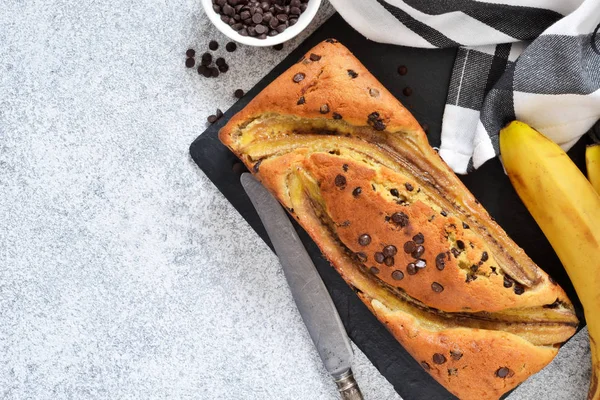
[241,173,364,400]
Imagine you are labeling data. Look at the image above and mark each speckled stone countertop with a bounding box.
[0,0,592,399]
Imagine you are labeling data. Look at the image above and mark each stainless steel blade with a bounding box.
[240,173,354,378]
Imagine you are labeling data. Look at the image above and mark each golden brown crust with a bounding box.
[219,39,577,399]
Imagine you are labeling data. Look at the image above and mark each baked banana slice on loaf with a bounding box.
[219,39,578,400]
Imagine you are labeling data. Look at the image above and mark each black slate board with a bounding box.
[190,13,585,400]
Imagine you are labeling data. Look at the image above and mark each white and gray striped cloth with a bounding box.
[328,0,600,174]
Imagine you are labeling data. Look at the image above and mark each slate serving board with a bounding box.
[190,13,586,400]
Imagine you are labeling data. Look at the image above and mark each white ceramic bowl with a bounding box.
[201,0,321,47]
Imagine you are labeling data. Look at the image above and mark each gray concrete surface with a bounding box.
[0,0,592,399]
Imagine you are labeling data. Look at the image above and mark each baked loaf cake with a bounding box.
[219,40,578,400]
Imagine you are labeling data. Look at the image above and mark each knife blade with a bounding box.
[240,173,363,400]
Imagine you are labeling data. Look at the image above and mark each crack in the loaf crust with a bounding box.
[297,176,577,340]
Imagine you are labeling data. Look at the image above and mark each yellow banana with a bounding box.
[586,144,600,194]
[500,121,600,400]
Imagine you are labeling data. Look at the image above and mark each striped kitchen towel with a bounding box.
[328,0,600,174]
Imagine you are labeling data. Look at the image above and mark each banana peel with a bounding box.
[500,121,600,400]
[586,144,600,194]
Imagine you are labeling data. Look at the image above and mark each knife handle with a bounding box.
[334,369,364,400]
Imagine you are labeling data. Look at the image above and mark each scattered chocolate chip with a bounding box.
[320,104,330,114]
[391,212,409,227]
[403,241,416,254]
[234,89,244,99]
[466,274,477,283]
[215,109,223,119]
[218,63,229,73]
[403,87,413,96]
[420,361,430,371]
[433,353,447,365]
[411,245,424,259]
[358,234,371,246]
[356,252,368,262]
[448,368,458,376]
[373,120,386,131]
[415,259,426,269]
[374,252,385,264]
[384,257,394,267]
[186,48,196,58]
[481,251,489,262]
[431,282,444,293]
[185,58,195,68]
[490,266,497,274]
[462,222,470,229]
[272,43,284,51]
[383,245,397,257]
[470,264,479,272]
[225,42,237,52]
[352,187,362,197]
[339,220,351,228]
[347,69,358,78]
[253,159,262,173]
[201,52,212,66]
[209,40,219,51]
[198,65,210,77]
[309,53,321,62]
[450,350,463,361]
[211,67,220,77]
[404,183,414,192]
[398,65,408,75]
[503,276,513,288]
[369,266,380,275]
[390,188,399,197]
[435,253,446,271]
[341,164,348,172]
[293,73,305,83]
[407,263,417,275]
[496,367,510,378]
[412,233,424,244]
[334,174,346,188]
[332,112,342,120]
[456,240,465,250]
[451,248,461,258]
[392,270,404,281]
[440,210,448,217]
[207,114,217,124]
[296,96,305,105]
[514,283,524,295]
[369,88,380,97]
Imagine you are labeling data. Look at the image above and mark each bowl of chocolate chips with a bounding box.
[203,0,320,46]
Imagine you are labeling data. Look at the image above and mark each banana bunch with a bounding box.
[500,121,600,400]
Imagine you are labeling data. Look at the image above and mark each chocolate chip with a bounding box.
[207,114,217,124]
[462,222,470,229]
[411,245,424,259]
[209,40,218,51]
[481,251,489,262]
[215,57,225,67]
[496,367,510,378]
[185,58,195,68]
[342,164,348,172]
[415,259,426,269]
[503,276,513,288]
[433,353,447,365]
[211,67,220,77]
[186,49,195,57]
[358,234,371,246]
[391,212,409,227]
[398,65,408,75]
[234,89,244,98]
[450,350,463,361]
[356,252,367,263]
[406,263,417,275]
[470,264,479,272]
[218,63,229,73]
[251,13,263,23]
[325,38,337,43]
[215,109,223,119]
[222,3,235,16]
[440,210,448,217]
[403,87,413,96]
[383,245,397,257]
[384,257,394,267]
[373,120,386,131]
[296,96,305,105]
[412,233,424,244]
[514,283,524,295]
[390,188,399,197]
[253,159,262,173]
[347,69,358,78]
[451,248,461,258]
[309,53,321,61]
[334,174,346,188]
[352,187,362,197]
[403,241,416,254]
[370,266,380,275]
[320,104,330,114]
[372,252,384,264]
[271,43,284,51]
[368,112,380,120]
[435,253,446,270]
[226,42,237,52]
[465,274,477,283]
[421,361,430,371]
[431,282,444,293]
[201,52,212,66]
[198,65,211,77]
[392,270,404,281]
[448,368,458,376]
[369,88,380,97]
[456,240,465,250]
[332,112,342,120]
[404,183,414,191]
[293,72,305,83]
